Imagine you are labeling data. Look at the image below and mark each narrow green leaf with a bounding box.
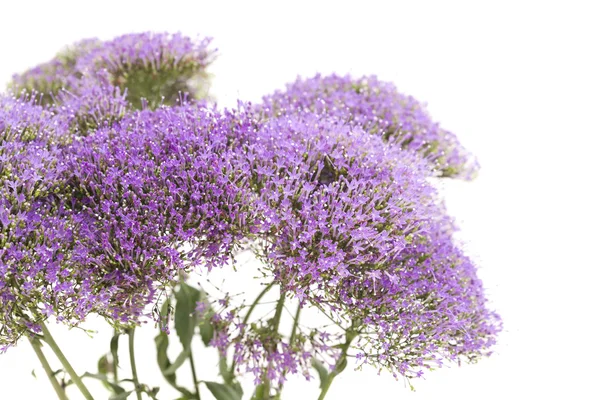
[31,369,36,379]
[233,382,243,397]
[311,359,329,390]
[109,390,133,400]
[251,383,265,400]
[199,316,214,346]
[334,356,348,374]
[110,331,120,372]
[81,372,125,394]
[175,283,200,351]
[219,356,233,384]
[154,331,195,398]
[198,288,215,346]
[162,347,191,375]
[205,381,243,400]
[97,354,110,375]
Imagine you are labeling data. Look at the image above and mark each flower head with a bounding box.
[258,74,478,179]
[76,32,216,108]
[9,39,101,104]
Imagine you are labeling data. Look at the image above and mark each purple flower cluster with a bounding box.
[258,74,478,179]
[9,39,101,104]
[209,304,337,386]
[54,82,129,134]
[231,112,499,380]
[10,32,215,111]
[1,95,73,348]
[0,97,257,349]
[1,32,499,387]
[75,32,215,108]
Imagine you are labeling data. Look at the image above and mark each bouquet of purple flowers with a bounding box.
[1,32,500,400]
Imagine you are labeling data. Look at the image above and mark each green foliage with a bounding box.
[175,283,201,350]
[155,298,196,398]
[205,381,243,400]
[312,359,330,390]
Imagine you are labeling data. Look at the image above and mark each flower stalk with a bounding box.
[40,322,94,400]
[127,327,142,400]
[28,336,69,400]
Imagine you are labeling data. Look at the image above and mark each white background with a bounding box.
[1,1,599,399]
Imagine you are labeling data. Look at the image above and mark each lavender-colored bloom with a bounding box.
[9,39,101,104]
[243,113,436,298]
[1,99,257,348]
[0,95,73,348]
[350,216,501,378]
[59,104,256,326]
[53,82,129,134]
[76,32,216,108]
[234,112,498,378]
[258,74,478,179]
[9,33,215,110]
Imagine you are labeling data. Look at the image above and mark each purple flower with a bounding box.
[1,98,257,347]
[76,32,216,108]
[10,32,215,109]
[56,103,257,327]
[0,95,74,347]
[9,39,101,104]
[53,82,129,134]
[231,111,499,378]
[258,74,478,179]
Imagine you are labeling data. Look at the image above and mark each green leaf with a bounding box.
[154,330,195,398]
[175,283,200,351]
[110,331,120,372]
[109,390,133,400]
[250,383,265,400]
[219,356,234,384]
[199,315,215,346]
[81,372,125,394]
[205,381,243,400]
[334,356,348,374]
[233,382,244,398]
[162,346,190,375]
[97,354,110,375]
[198,289,215,346]
[312,359,329,390]
[31,369,36,379]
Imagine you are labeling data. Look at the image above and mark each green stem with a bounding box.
[289,304,302,344]
[275,304,302,395]
[40,321,94,400]
[28,336,69,400]
[111,330,120,385]
[262,293,286,400]
[189,348,200,400]
[229,282,275,376]
[127,328,142,400]
[317,330,358,400]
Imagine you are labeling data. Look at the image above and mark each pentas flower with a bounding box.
[9,39,101,104]
[76,32,216,108]
[258,74,478,179]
